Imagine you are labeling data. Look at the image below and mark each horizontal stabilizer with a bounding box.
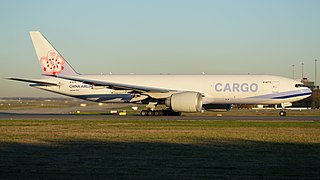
[6,77,59,86]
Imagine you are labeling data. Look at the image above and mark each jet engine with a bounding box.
[165,92,203,112]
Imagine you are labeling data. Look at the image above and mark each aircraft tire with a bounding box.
[279,110,286,116]
[140,109,181,116]
[140,110,148,116]
[147,110,155,116]
[154,110,163,116]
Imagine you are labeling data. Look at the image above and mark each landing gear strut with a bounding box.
[278,102,291,116]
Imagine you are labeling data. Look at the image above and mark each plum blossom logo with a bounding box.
[40,51,65,75]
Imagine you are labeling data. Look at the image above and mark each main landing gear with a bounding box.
[140,109,181,116]
[141,102,181,116]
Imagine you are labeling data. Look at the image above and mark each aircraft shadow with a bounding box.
[0,139,319,179]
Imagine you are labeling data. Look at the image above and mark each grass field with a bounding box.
[0,119,320,179]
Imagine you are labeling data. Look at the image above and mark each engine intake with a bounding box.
[165,92,203,112]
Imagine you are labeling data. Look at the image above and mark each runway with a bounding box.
[1,112,319,121]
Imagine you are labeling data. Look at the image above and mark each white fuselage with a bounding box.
[10,31,312,115]
[34,74,312,105]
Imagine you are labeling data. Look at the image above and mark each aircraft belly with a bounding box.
[204,97,293,105]
[73,94,134,103]
[203,98,265,104]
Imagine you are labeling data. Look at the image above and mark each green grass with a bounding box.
[0,102,76,110]
[0,120,320,179]
[192,109,320,117]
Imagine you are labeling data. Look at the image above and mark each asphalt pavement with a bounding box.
[0,112,319,121]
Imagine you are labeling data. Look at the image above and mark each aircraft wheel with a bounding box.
[147,110,155,116]
[154,110,163,116]
[140,110,148,116]
[158,110,164,116]
[279,110,286,116]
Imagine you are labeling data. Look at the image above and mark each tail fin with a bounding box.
[29,31,79,76]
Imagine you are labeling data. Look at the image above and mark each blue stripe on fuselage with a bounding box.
[249,89,312,99]
[271,92,312,99]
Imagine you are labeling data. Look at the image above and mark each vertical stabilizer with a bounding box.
[29,31,79,76]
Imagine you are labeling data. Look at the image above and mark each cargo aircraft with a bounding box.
[7,31,312,116]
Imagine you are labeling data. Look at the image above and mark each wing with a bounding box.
[6,77,59,86]
[46,75,172,93]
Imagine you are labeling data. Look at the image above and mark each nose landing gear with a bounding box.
[279,110,286,116]
[278,102,291,116]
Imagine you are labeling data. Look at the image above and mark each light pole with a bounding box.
[315,59,318,86]
[292,64,295,79]
[301,62,304,79]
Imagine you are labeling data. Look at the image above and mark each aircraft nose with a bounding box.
[305,87,312,95]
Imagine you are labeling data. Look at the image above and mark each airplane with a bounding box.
[7,31,312,116]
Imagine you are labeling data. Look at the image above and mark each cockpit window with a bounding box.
[295,84,305,88]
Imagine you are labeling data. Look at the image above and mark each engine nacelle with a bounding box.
[165,92,203,112]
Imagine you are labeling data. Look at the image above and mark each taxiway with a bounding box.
[0,112,319,121]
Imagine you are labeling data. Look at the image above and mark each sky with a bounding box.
[0,0,319,97]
